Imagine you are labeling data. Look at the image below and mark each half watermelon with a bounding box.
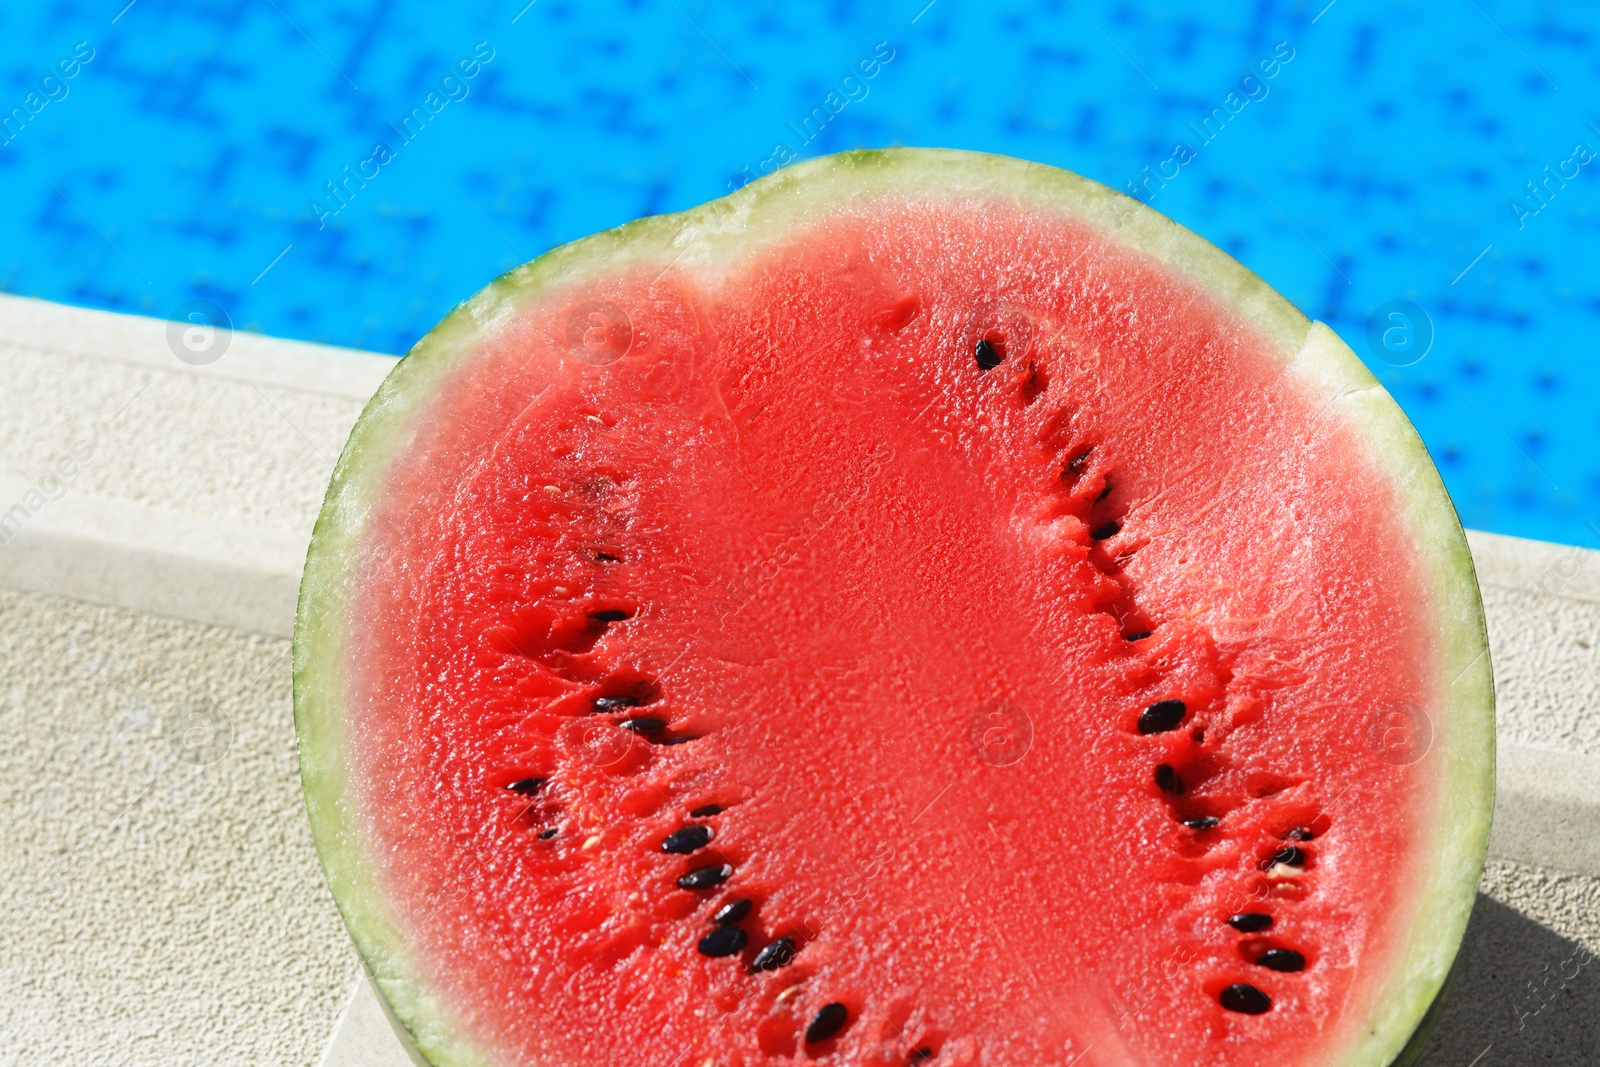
[295,149,1494,1067]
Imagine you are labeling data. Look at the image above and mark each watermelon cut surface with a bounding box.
[295,149,1494,1067]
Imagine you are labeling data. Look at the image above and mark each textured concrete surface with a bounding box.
[0,587,353,1065]
[0,294,391,635]
[1,296,1598,1066]
[1423,863,1600,1067]
[1470,531,1600,761]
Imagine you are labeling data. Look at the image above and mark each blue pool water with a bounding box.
[2,0,1598,547]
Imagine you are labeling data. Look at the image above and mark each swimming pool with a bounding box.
[3,0,1596,547]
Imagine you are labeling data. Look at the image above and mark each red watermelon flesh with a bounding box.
[296,150,1493,1067]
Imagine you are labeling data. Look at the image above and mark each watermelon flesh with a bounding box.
[296,150,1494,1067]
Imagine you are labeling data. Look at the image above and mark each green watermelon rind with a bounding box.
[294,147,1494,1067]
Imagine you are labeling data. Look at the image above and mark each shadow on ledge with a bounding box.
[1417,892,1597,1067]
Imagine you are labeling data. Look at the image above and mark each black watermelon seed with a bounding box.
[1138,699,1187,735]
[1220,983,1272,1014]
[974,338,1002,370]
[1228,912,1273,933]
[678,864,733,890]
[658,735,698,745]
[1257,949,1306,972]
[1125,631,1153,642]
[661,825,714,854]
[1286,826,1315,841]
[1154,763,1184,795]
[1262,846,1306,870]
[1095,480,1113,503]
[1091,521,1121,541]
[698,925,748,958]
[596,552,622,563]
[750,936,797,972]
[618,717,667,735]
[537,827,558,839]
[505,777,545,795]
[805,1003,849,1044]
[589,609,629,622]
[713,898,752,925]
[1182,816,1220,830]
[910,1050,935,1062]
[691,804,724,818]
[592,694,639,711]
[1066,448,1093,476]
